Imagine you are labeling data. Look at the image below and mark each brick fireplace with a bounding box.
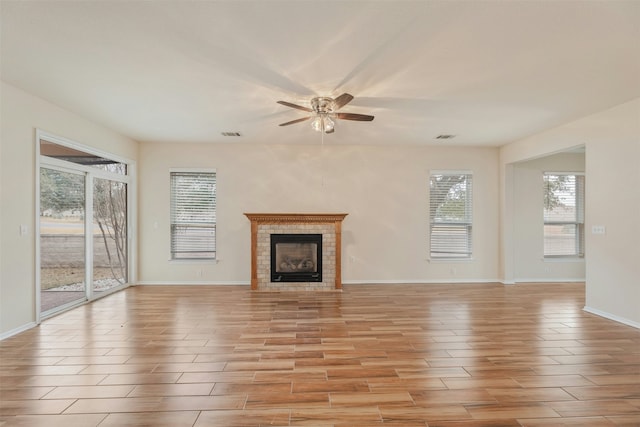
[244,213,347,291]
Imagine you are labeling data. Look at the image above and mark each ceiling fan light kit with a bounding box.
[311,115,335,133]
[277,93,374,134]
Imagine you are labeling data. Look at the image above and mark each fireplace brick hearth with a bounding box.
[244,213,347,291]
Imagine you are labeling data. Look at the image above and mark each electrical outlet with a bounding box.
[592,225,606,235]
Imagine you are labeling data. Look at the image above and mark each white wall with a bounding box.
[137,142,500,285]
[513,153,585,282]
[4,78,636,336]
[0,82,138,337]
[501,98,640,327]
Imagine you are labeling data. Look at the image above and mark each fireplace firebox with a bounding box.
[270,234,322,282]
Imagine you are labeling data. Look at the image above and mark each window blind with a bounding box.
[429,172,473,259]
[170,171,216,259]
[543,173,584,257]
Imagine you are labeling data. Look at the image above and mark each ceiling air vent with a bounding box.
[436,134,456,140]
[221,132,242,137]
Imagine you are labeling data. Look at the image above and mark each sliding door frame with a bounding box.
[35,130,136,324]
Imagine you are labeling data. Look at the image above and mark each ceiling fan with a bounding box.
[277,93,374,134]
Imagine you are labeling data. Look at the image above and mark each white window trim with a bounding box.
[428,170,474,261]
[542,171,585,259]
[169,168,217,262]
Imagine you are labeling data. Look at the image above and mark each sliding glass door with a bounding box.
[40,167,87,314]
[38,133,132,319]
[93,177,127,295]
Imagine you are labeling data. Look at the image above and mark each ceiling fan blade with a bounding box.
[277,100,313,112]
[279,116,312,126]
[335,112,374,121]
[333,93,354,109]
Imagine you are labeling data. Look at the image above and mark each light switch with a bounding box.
[19,225,28,236]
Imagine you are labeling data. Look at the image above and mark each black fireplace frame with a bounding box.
[270,234,323,283]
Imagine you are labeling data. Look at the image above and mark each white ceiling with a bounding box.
[2,1,639,147]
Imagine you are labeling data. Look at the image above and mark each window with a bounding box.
[543,173,585,258]
[429,172,473,259]
[170,171,216,260]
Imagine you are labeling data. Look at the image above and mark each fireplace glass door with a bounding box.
[271,234,322,282]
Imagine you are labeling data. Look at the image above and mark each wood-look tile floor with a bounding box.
[1,283,639,426]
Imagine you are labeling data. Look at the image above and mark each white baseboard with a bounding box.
[514,278,585,283]
[140,280,504,286]
[342,279,501,285]
[1,322,37,341]
[501,279,584,285]
[583,306,640,329]
[136,281,250,286]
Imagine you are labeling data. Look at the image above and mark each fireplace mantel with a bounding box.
[244,213,347,290]
[244,213,348,223]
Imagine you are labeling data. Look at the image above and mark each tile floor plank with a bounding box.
[1,282,639,425]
